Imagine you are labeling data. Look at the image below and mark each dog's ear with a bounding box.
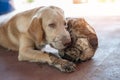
[28,17,44,43]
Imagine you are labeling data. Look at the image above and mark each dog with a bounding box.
[59,18,98,62]
[0,6,76,72]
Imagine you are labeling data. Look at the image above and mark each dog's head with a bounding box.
[28,6,71,50]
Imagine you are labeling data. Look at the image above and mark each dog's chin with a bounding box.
[50,42,65,50]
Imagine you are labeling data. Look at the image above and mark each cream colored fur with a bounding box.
[0,6,75,72]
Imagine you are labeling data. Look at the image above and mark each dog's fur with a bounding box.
[0,6,76,72]
[59,18,98,62]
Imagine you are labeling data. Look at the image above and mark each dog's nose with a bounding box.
[62,36,71,47]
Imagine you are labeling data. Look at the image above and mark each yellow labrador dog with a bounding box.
[0,6,75,72]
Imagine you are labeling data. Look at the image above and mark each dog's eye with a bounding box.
[49,23,56,28]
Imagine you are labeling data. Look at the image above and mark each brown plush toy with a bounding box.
[59,18,98,62]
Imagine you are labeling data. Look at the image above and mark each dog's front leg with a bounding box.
[18,35,75,72]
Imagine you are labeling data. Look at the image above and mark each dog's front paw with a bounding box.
[49,53,76,72]
[60,60,76,72]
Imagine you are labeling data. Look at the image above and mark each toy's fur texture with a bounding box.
[59,18,98,62]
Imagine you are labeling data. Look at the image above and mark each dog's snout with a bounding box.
[62,36,71,46]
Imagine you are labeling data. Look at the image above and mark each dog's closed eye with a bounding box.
[49,23,56,28]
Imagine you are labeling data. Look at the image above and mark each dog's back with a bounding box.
[0,7,40,50]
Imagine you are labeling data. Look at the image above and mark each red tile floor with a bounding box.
[0,16,120,80]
